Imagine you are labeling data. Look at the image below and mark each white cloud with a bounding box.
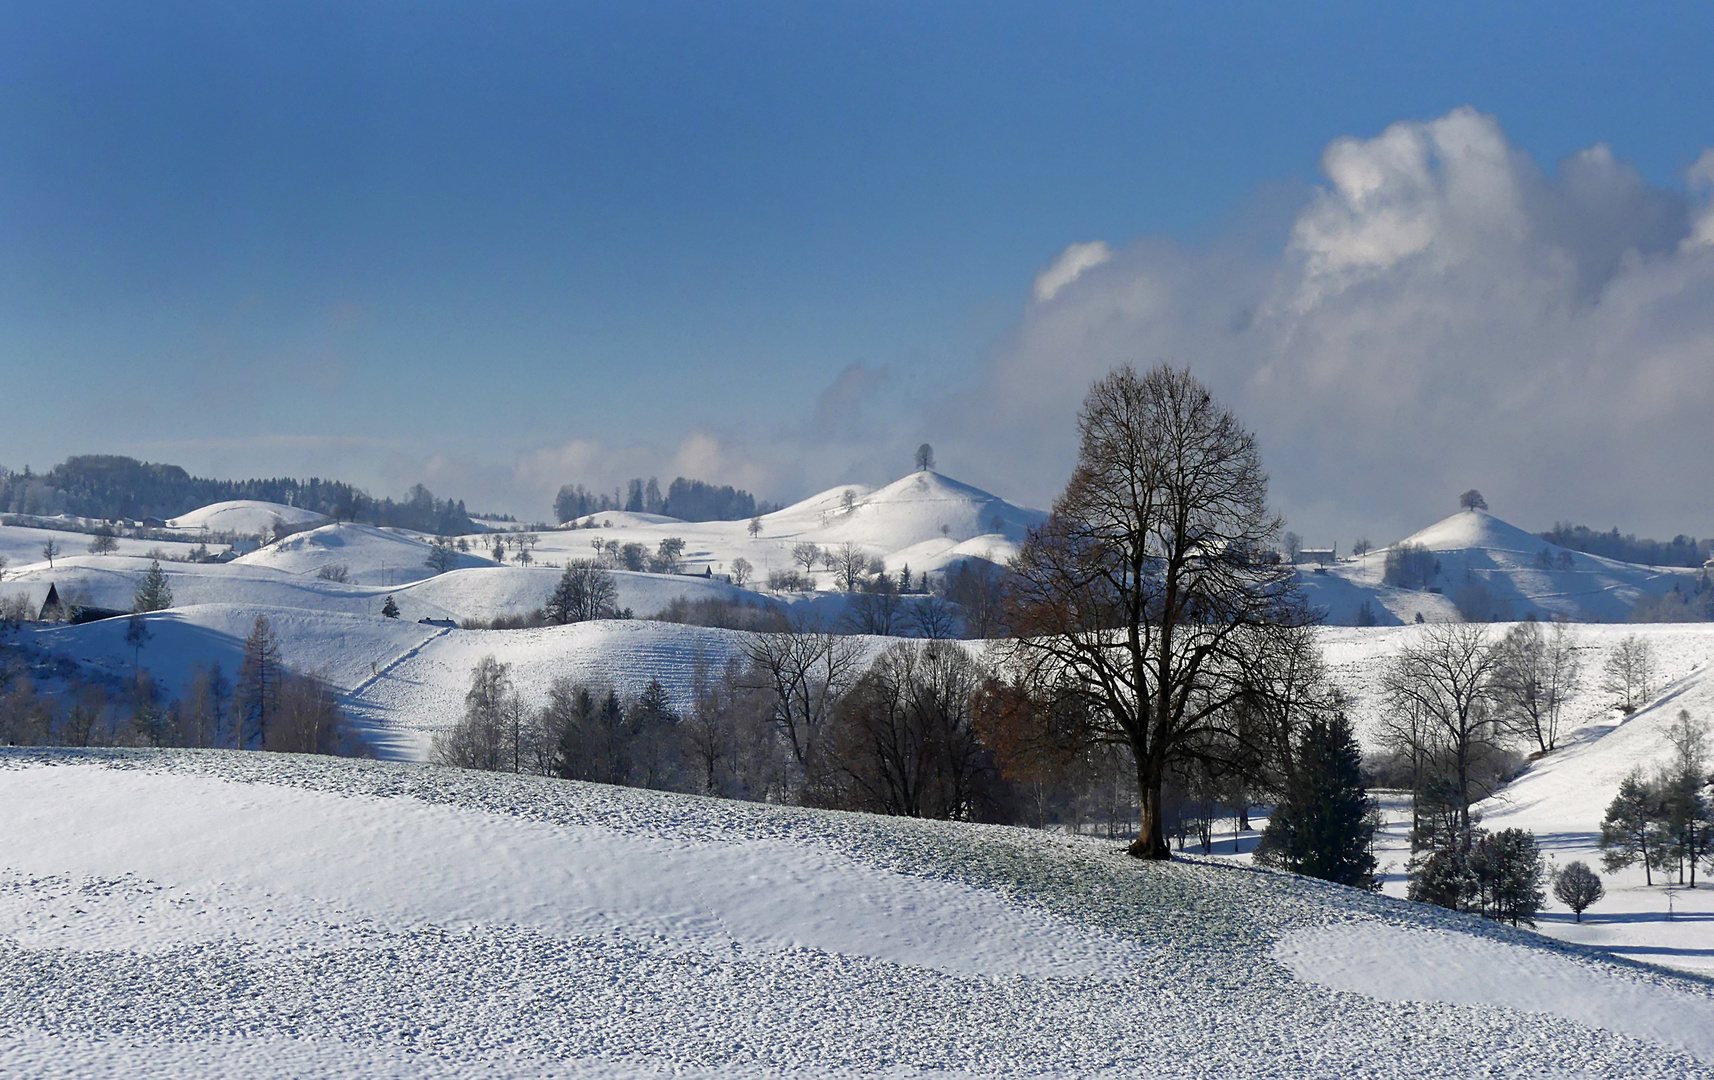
[1032,241,1113,302]
[950,108,1714,542]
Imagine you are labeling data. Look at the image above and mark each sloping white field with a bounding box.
[1299,510,1695,625]
[165,500,327,536]
[2,750,1712,1079]
[0,524,202,577]
[350,620,908,760]
[233,522,491,586]
[32,604,442,703]
[4,552,770,630]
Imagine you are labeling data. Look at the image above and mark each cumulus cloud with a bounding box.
[948,107,1714,542]
[1033,241,1114,302]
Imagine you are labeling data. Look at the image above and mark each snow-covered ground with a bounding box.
[165,499,328,536]
[1298,509,1697,625]
[2,748,1712,1078]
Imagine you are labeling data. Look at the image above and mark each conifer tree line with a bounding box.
[0,456,484,535]
[1599,708,1714,887]
[0,612,349,755]
[554,476,774,524]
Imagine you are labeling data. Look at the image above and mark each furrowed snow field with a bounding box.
[3,749,1714,1079]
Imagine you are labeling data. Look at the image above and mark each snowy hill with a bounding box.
[233,522,487,587]
[1,748,1711,1078]
[542,470,1044,586]
[165,500,327,536]
[1298,510,1695,625]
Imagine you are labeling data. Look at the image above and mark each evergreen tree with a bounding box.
[132,558,174,612]
[236,614,283,748]
[1600,769,1665,886]
[1254,711,1378,889]
[1471,828,1547,927]
[382,595,401,619]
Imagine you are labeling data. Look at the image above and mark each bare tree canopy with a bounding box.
[1000,363,1311,859]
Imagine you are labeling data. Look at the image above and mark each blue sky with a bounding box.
[3,2,1713,537]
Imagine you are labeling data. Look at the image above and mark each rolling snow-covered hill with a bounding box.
[1297,509,1697,625]
[1,748,1711,1079]
[165,500,328,536]
[521,470,1043,585]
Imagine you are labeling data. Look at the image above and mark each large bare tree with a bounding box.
[1378,622,1508,845]
[1001,364,1308,859]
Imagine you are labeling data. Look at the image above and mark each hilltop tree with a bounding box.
[1460,490,1488,511]
[1000,363,1309,859]
[88,530,118,554]
[132,558,174,613]
[915,443,935,472]
[41,538,60,569]
[236,614,283,748]
[729,557,753,587]
[748,515,763,538]
[382,595,400,619]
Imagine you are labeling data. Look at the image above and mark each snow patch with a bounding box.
[1274,921,1714,1061]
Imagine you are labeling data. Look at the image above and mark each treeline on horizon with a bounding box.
[1538,523,1714,568]
[555,475,775,524]
[0,456,479,536]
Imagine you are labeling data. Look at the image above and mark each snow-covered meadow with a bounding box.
[3,749,1713,1078]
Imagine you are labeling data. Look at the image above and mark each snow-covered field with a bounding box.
[2,749,1712,1078]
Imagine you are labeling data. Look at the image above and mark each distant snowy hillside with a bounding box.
[233,523,487,586]
[2,749,1710,1078]
[1298,510,1694,624]
[165,500,327,535]
[536,470,1044,587]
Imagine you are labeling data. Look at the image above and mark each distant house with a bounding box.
[1296,546,1337,566]
[38,583,127,625]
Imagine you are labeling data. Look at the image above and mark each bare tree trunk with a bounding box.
[1129,754,1171,859]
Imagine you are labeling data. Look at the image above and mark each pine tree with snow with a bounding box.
[1254,711,1378,889]
[132,558,174,613]
[382,595,401,619]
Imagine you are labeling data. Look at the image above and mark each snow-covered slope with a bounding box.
[1298,510,1695,624]
[233,522,487,586]
[0,524,202,575]
[529,470,1042,586]
[165,500,327,536]
[1,748,1711,1078]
